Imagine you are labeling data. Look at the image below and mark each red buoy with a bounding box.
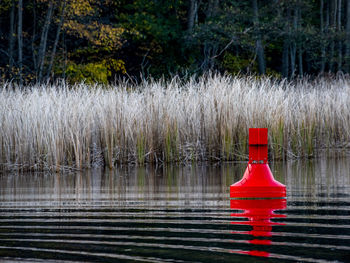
[230,128,286,198]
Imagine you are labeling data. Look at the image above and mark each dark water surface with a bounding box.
[0,159,350,262]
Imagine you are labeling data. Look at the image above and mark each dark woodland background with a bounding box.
[0,0,349,84]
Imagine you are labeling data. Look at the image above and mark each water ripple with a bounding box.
[1,161,350,262]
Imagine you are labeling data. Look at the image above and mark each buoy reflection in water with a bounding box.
[230,198,287,257]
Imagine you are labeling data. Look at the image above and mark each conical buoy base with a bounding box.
[230,164,286,198]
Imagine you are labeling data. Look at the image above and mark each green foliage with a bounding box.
[64,59,126,84]
[117,0,186,77]
[0,0,11,13]
[265,68,282,79]
[65,62,107,84]
[0,0,350,82]
[221,52,257,74]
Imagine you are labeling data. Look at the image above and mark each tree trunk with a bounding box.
[282,7,291,78]
[18,0,23,85]
[290,44,296,78]
[320,0,326,73]
[201,0,219,71]
[338,0,343,71]
[46,0,66,80]
[8,0,15,76]
[32,0,37,71]
[206,0,218,19]
[329,0,337,72]
[298,45,303,76]
[297,4,303,76]
[38,1,54,82]
[345,0,350,71]
[325,0,330,71]
[252,0,266,74]
[282,39,289,78]
[187,0,198,33]
[63,31,67,80]
[290,7,298,78]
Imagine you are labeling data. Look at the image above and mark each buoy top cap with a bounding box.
[249,128,268,145]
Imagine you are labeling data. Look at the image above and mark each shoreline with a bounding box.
[1,75,350,171]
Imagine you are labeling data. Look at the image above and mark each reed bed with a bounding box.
[1,74,350,171]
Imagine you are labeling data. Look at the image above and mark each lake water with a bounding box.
[0,158,350,262]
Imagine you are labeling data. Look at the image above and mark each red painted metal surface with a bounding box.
[248,128,268,145]
[230,128,286,198]
[249,128,268,164]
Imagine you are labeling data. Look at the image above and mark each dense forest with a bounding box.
[1,0,350,84]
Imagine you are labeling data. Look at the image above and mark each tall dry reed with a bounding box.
[1,75,350,170]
